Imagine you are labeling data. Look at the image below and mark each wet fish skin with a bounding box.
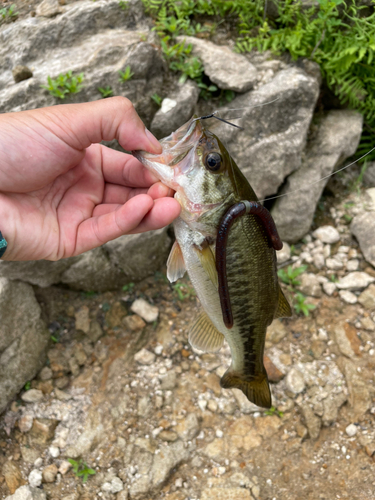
[133,117,291,408]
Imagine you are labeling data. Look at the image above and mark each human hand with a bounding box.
[0,98,181,261]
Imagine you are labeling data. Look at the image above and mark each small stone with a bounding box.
[334,323,356,359]
[134,348,155,365]
[358,284,375,310]
[18,414,34,433]
[159,430,178,442]
[5,485,47,500]
[123,314,146,332]
[339,290,358,304]
[75,306,90,333]
[285,368,305,394]
[337,272,375,291]
[20,447,40,464]
[299,273,322,297]
[160,370,177,390]
[266,319,288,344]
[87,320,103,342]
[28,469,43,488]
[21,389,43,403]
[299,404,321,440]
[346,259,359,271]
[3,461,25,494]
[54,376,69,389]
[34,458,43,468]
[361,316,375,331]
[276,242,291,264]
[207,399,218,412]
[54,388,72,401]
[326,257,344,270]
[42,464,58,483]
[38,366,52,381]
[201,487,252,500]
[313,226,340,244]
[323,282,336,296]
[12,65,33,83]
[49,446,60,458]
[102,477,124,493]
[105,301,127,328]
[345,424,358,437]
[36,0,61,17]
[313,253,325,269]
[116,491,129,500]
[264,355,284,382]
[296,422,308,439]
[131,298,159,323]
[175,413,200,441]
[59,461,72,475]
[351,212,375,267]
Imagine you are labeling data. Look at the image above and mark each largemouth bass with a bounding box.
[133,117,292,408]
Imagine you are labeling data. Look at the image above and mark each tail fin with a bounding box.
[220,368,272,409]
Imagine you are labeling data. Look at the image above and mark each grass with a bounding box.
[67,459,96,483]
[98,86,114,98]
[294,292,316,317]
[151,93,163,106]
[265,406,284,418]
[278,265,307,287]
[0,4,18,22]
[119,66,134,82]
[172,282,196,301]
[41,71,84,99]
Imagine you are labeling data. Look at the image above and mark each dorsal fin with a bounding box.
[194,244,218,288]
[166,241,186,283]
[275,286,292,318]
[189,311,224,353]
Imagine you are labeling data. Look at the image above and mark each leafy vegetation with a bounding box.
[142,0,375,156]
[41,71,84,99]
[278,265,307,287]
[265,406,284,417]
[67,459,96,483]
[172,281,196,301]
[98,86,114,98]
[294,292,316,317]
[122,282,135,292]
[24,381,31,391]
[0,4,18,22]
[119,66,134,82]
[151,93,163,106]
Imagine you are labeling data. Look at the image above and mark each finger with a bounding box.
[99,145,159,187]
[102,184,149,204]
[147,181,175,200]
[75,195,180,255]
[39,98,162,154]
[92,204,121,217]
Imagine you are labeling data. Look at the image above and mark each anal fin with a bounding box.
[220,368,272,409]
[167,241,186,283]
[189,311,224,353]
[275,286,292,318]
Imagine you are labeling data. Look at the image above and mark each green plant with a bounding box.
[119,66,134,82]
[122,282,135,292]
[98,86,114,98]
[172,282,196,301]
[151,93,163,106]
[294,292,316,317]
[50,334,59,343]
[265,406,284,418]
[119,0,128,9]
[41,71,84,99]
[24,381,31,391]
[278,265,307,287]
[67,459,96,483]
[0,4,18,21]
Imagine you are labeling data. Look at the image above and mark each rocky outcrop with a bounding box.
[0,278,49,413]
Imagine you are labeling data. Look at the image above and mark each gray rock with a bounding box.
[64,413,104,458]
[209,66,320,200]
[36,0,62,17]
[323,282,336,296]
[326,257,344,270]
[102,477,124,493]
[150,80,200,138]
[12,65,33,83]
[131,298,159,323]
[334,323,356,359]
[364,161,375,187]
[5,485,46,500]
[339,290,358,304]
[273,110,363,242]
[175,413,200,441]
[299,403,321,440]
[0,279,49,414]
[336,272,375,291]
[28,470,42,488]
[134,348,155,365]
[322,392,347,426]
[276,242,291,264]
[358,284,375,310]
[150,441,190,488]
[285,368,305,394]
[345,423,358,437]
[176,36,257,92]
[21,390,44,404]
[0,259,77,287]
[104,229,172,284]
[313,225,341,244]
[351,212,375,267]
[343,359,371,418]
[299,273,322,297]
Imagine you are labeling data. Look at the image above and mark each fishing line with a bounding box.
[258,146,375,203]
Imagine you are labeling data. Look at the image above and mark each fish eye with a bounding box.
[204,152,222,172]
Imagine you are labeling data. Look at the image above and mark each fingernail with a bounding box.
[145,128,162,153]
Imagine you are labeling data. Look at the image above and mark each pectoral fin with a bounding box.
[194,245,218,288]
[189,311,224,353]
[167,241,186,283]
[275,286,292,318]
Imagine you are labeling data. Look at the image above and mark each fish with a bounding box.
[133,116,292,408]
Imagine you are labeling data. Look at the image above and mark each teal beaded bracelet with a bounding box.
[0,231,7,258]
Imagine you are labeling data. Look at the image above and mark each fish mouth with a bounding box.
[132,117,204,187]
